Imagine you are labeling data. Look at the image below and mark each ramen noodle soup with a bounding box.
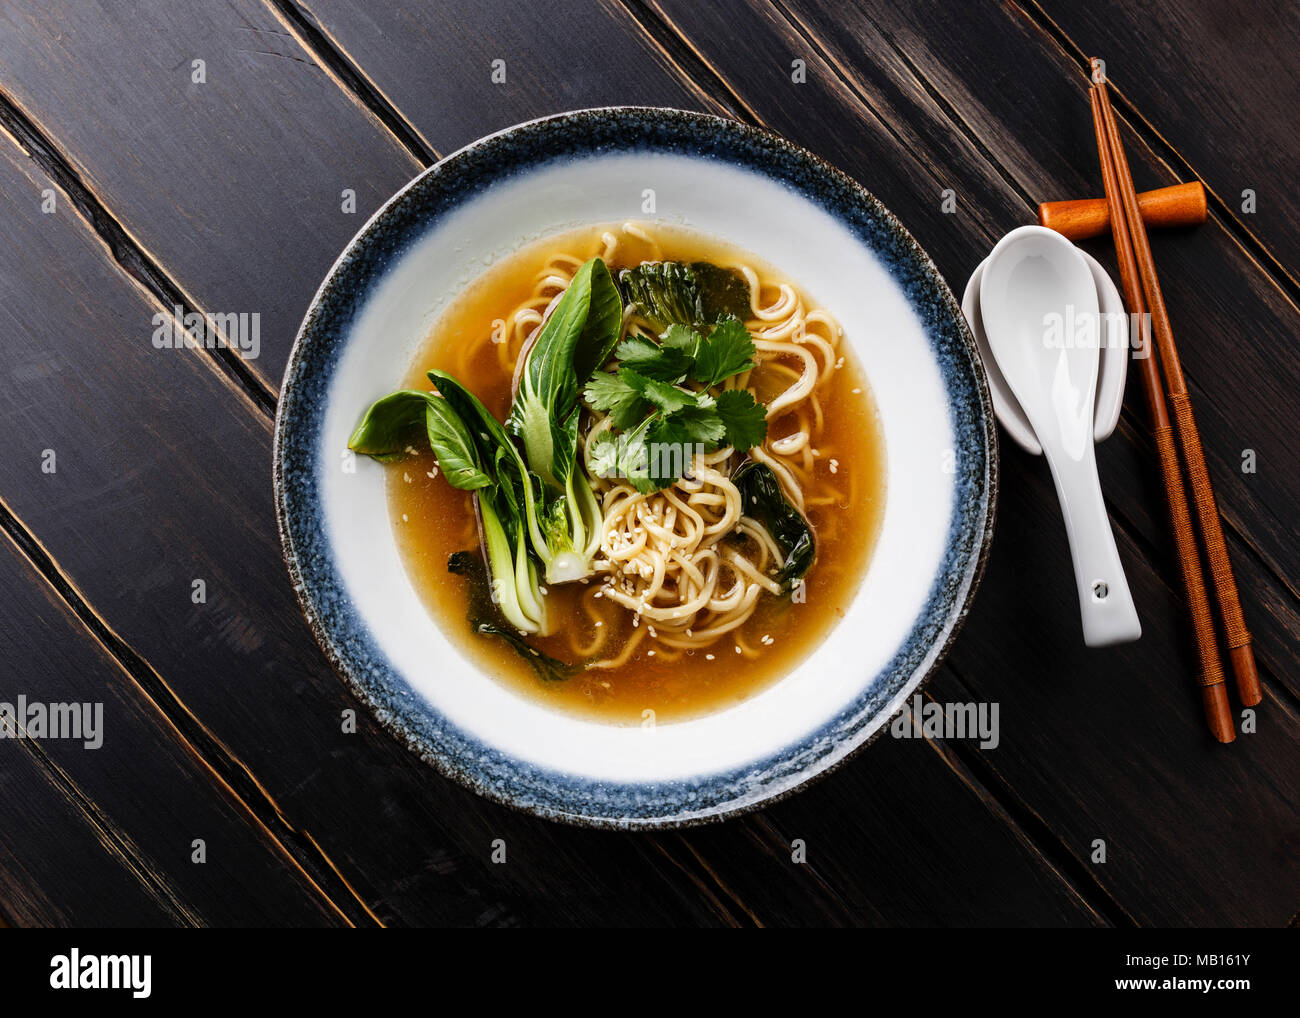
[352,222,886,724]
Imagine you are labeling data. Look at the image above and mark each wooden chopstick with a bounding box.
[1091,61,1263,717]
[1087,86,1234,742]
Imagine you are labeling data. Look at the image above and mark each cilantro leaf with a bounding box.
[613,334,692,382]
[583,371,648,430]
[643,415,695,489]
[671,404,726,446]
[614,416,658,494]
[715,389,767,450]
[692,316,756,387]
[660,324,701,356]
[612,334,661,365]
[585,313,768,491]
[585,428,622,481]
[618,368,694,414]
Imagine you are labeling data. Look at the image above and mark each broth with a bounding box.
[387,224,886,724]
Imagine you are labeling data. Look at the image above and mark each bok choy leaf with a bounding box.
[347,390,443,464]
[447,551,575,683]
[421,373,548,635]
[733,461,816,590]
[617,261,751,333]
[348,385,547,635]
[505,257,622,584]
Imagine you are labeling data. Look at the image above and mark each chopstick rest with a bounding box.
[1038,181,1207,241]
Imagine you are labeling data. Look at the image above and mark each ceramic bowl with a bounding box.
[274,107,997,828]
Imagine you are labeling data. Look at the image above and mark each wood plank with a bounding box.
[748,679,1109,927]
[0,0,421,391]
[632,0,1300,925]
[632,693,1107,926]
[292,0,719,151]
[0,531,343,927]
[0,743,179,926]
[1029,0,1300,288]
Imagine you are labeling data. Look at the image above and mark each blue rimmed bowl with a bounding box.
[274,107,997,829]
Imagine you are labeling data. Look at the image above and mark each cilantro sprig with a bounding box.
[581,314,767,492]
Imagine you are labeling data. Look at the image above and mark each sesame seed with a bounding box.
[851,388,861,394]
[401,514,408,522]
[427,469,438,479]
[705,653,715,661]
[735,645,742,654]
[835,356,844,369]
[829,459,839,474]
[647,650,655,657]
[403,472,412,483]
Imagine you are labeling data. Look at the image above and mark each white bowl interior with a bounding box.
[320,152,956,783]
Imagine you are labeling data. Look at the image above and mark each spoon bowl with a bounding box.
[963,248,1127,455]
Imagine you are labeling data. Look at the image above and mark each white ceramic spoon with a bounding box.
[980,225,1141,647]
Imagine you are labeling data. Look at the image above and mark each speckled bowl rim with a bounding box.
[273,107,999,830]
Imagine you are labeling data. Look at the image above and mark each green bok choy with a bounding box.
[348,256,624,632]
[506,257,622,583]
[348,383,547,635]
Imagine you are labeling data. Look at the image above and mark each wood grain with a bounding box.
[0,530,344,927]
[291,0,719,151]
[0,0,421,391]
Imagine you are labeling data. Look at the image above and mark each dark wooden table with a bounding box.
[0,0,1295,928]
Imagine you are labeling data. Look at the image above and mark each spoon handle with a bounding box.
[1042,441,1142,647]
